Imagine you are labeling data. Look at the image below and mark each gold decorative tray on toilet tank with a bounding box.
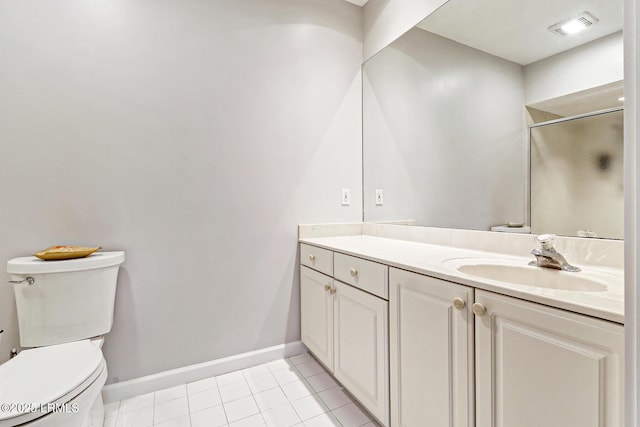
[34,246,101,260]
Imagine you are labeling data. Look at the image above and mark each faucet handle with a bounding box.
[535,234,556,250]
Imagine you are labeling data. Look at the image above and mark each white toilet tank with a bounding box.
[7,251,125,347]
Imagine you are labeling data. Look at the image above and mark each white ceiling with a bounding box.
[343,0,369,6]
[418,0,623,65]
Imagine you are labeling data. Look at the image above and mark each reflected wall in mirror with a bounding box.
[530,109,623,239]
[363,0,624,239]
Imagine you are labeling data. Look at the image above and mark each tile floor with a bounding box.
[104,352,380,427]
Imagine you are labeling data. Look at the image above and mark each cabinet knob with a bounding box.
[330,287,336,295]
[453,298,466,310]
[472,303,487,316]
[324,284,331,292]
[350,268,358,277]
[309,254,316,262]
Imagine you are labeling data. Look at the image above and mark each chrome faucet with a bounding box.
[529,234,581,272]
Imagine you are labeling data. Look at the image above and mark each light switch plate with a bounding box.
[375,189,384,205]
[342,189,351,206]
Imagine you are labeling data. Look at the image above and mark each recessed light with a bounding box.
[561,20,588,35]
[618,97,625,102]
[548,12,599,37]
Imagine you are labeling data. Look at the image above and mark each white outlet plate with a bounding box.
[341,189,351,206]
[375,189,384,205]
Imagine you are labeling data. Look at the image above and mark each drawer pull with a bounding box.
[349,268,358,277]
[453,298,466,310]
[472,303,487,317]
[309,254,316,262]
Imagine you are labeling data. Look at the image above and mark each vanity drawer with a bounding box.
[334,253,388,299]
[300,244,333,276]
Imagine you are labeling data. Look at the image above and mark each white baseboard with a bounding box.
[102,341,307,403]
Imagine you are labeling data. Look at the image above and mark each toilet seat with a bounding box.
[0,340,105,426]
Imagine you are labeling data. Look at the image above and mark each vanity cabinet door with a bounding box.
[389,268,475,427]
[333,280,389,426]
[474,290,624,427]
[300,266,334,371]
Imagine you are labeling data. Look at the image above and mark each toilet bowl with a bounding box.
[0,340,106,427]
[3,251,125,427]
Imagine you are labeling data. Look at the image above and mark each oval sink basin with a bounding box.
[446,259,608,292]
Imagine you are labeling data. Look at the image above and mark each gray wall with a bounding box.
[0,0,363,383]
[363,27,526,229]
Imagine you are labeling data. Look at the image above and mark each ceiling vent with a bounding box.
[548,12,599,37]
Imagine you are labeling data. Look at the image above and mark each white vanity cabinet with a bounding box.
[389,268,475,427]
[474,290,624,427]
[300,239,624,427]
[299,244,390,426]
[389,268,624,427]
[300,265,334,370]
[333,280,389,425]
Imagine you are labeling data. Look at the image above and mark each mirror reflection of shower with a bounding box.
[529,108,623,239]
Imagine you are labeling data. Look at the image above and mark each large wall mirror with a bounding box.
[363,0,624,239]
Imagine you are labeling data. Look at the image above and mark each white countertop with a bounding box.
[300,235,624,324]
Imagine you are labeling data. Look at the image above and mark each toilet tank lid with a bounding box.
[7,251,125,274]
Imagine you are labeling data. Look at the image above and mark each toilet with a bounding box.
[0,251,125,427]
